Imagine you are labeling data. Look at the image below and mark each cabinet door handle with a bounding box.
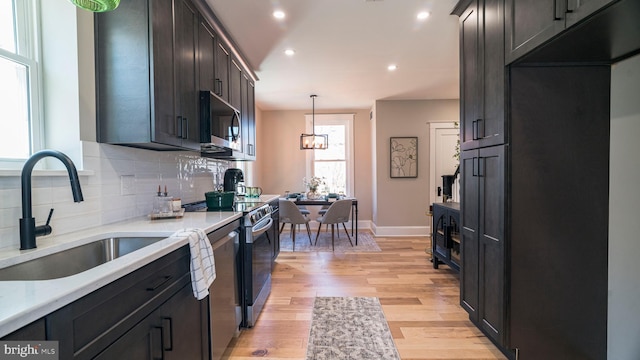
[478,157,485,177]
[566,0,576,12]
[162,317,173,351]
[473,157,478,177]
[215,79,223,97]
[176,116,183,138]
[182,117,188,139]
[146,275,172,291]
[473,119,482,140]
[477,118,483,139]
[553,0,563,20]
[472,120,477,140]
[150,326,163,360]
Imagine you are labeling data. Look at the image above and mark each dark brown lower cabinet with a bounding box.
[1,319,46,340]
[460,145,506,347]
[94,283,203,360]
[1,245,208,360]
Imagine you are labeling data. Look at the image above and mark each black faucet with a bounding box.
[19,150,84,250]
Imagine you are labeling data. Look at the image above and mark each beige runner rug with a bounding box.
[306,297,401,360]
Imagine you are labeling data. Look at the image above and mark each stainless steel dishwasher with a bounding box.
[207,220,241,360]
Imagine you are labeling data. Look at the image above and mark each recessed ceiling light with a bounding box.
[284,49,295,56]
[273,10,286,19]
[417,11,430,20]
[388,64,397,71]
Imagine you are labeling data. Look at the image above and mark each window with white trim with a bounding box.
[305,114,355,196]
[0,0,42,168]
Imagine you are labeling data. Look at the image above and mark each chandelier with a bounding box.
[300,95,328,150]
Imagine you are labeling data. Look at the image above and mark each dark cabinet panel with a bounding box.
[94,284,203,360]
[509,66,609,360]
[459,3,479,150]
[458,0,506,151]
[241,74,256,159]
[505,0,563,63]
[48,247,192,359]
[175,0,200,149]
[477,145,505,344]
[505,0,618,63]
[96,0,200,151]
[566,0,617,26]
[215,42,230,101]
[460,150,479,320]
[247,80,256,158]
[96,0,177,148]
[198,18,216,93]
[229,59,243,115]
[460,145,505,346]
[155,283,205,359]
[1,319,45,340]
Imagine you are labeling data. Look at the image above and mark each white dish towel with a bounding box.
[172,228,216,300]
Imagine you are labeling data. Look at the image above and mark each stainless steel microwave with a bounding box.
[199,90,241,153]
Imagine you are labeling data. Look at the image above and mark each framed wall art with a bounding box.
[390,137,418,178]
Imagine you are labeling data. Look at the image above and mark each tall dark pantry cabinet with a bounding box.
[452,0,640,358]
[454,0,507,349]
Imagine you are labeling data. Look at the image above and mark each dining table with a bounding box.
[291,197,359,245]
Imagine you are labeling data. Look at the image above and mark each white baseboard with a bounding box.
[280,221,430,237]
[283,220,373,232]
[371,224,431,237]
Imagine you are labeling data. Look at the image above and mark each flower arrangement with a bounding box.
[303,176,325,192]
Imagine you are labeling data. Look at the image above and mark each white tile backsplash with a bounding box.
[0,141,229,250]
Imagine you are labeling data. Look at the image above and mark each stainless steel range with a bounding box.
[238,202,273,327]
[183,200,273,328]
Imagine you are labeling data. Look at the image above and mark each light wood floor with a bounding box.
[224,234,507,360]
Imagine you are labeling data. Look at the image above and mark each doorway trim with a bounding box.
[429,122,458,206]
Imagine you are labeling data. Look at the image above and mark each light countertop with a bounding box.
[0,194,280,337]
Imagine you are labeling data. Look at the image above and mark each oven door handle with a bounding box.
[251,217,273,239]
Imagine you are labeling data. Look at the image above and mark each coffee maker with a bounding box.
[223,168,245,196]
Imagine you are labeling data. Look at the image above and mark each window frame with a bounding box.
[304,113,355,196]
[0,0,43,168]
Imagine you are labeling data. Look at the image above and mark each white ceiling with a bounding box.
[204,0,460,111]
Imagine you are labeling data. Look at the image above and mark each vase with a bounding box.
[307,190,322,200]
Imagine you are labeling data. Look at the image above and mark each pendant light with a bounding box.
[69,0,120,12]
[300,95,329,150]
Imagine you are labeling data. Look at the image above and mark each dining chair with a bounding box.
[315,199,353,251]
[279,199,313,251]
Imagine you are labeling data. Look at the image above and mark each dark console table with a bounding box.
[432,202,460,272]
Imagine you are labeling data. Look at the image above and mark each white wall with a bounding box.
[608,53,640,359]
[258,108,373,226]
[372,99,459,236]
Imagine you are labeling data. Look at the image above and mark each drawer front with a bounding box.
[49,246,191,359]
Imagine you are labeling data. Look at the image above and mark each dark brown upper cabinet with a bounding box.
[240,74,256,159]
[454,0,506,151]
[96,0,200,151]
[198,17,217,94]
[505,0,618,63]
[215,41,231,102]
